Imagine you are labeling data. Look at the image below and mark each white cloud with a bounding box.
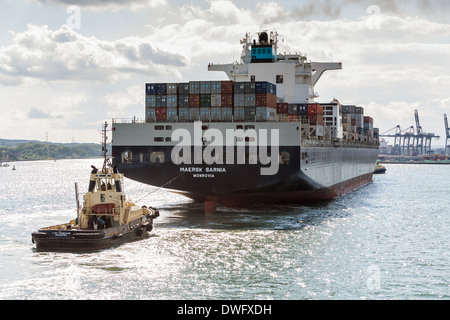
[31,0,168,11]
[0,24,186,85]
[1,0,450,143]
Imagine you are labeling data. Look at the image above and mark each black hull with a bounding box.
[32,220,154,252]
[112,142,379,206]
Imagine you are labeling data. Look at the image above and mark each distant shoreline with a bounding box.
[0,141,107,162]
[380,161,450,165]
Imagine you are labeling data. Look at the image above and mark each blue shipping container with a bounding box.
[244,107,256,121]
[156,83,167,95]
[222,107,233,121]
[255,81,276,95]
[178,95,190,108]
[200,81,211,94]
[146,96,156,108]
[178,83,190,94]
[189,81,200,94]
[178,107,189,122]
[244,94,256,107]
[211,81,222,94]
[146,83,157,95]
[167,95,177,108]
[234,106,245,121]
[298,104,308,115]
[211,107,222,121]
[146,108,156,122]
[167,107,178,121]
[189,107,200,121]
[200,107,211,121]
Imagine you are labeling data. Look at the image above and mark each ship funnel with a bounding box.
[259,32,268,44]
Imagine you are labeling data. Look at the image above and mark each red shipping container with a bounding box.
[256,93,267,107]
[268,94,277,108]
[221,81,234,94]
[221,94,233,107]
[256,93,277,108]
[307,104,324,115]
[364,116,373,124]
[287,114,298,121]
[308,114,324,125]
[189,94,200,107]
[277,103,288,114]
[155,108,167,122]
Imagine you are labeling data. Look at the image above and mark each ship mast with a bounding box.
[100,121,111,173]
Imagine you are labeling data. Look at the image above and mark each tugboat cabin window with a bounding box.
[155,125,165,130]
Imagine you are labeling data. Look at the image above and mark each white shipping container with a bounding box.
[211,94,222,107]
[167,83,178,95]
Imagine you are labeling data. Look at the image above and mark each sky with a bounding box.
[1,0,450,145]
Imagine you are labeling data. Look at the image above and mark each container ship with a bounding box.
[111,31,380,211]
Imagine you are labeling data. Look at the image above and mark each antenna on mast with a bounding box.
[100,121,111,173]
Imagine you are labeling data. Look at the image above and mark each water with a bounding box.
[0,159,448,300]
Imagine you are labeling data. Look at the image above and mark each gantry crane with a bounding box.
[445,114,450,156]
[413,110,439,155]
[380,109,440,155]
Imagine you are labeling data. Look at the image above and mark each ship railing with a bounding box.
[112,118,146,124]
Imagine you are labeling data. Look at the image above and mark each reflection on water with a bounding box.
[0,160,449,300]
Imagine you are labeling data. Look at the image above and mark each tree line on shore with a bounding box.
[0,142,104,161]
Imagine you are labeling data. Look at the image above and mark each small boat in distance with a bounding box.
[374,161,386,174]
[31,123,159,251]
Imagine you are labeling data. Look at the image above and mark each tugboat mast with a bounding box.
[100,121,111,173]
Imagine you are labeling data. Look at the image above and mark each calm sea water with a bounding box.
[0,159,448,300]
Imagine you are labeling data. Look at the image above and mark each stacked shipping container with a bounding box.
[276,103,323,124]
[145,81,377,143]
[145,80,277,123]
[340,105,378,142]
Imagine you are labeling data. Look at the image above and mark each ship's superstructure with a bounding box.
[111,31,380,210]
[209,31,342,104]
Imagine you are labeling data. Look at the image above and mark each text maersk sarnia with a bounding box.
[179,167,226,173]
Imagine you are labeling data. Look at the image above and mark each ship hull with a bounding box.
[112,139,379,207]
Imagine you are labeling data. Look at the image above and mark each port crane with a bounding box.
[380,109,440,155]
[445,114,450,156]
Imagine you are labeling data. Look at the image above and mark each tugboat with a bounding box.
[31,123,159,251]
[374,161,386,174]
